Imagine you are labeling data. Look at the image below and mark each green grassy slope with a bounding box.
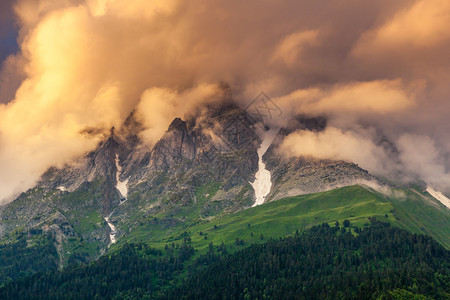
[113,185,450,253]
[1,184,447,289]
[388,187,450,248]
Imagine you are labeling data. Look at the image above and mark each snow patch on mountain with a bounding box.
[251,128,279,207]
[115,154,129,200]
[426,186,450,209]
[104,216,117,245]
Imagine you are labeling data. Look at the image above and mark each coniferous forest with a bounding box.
[168,222,450,299]
[0,233,58,285]
[0,222,448,299]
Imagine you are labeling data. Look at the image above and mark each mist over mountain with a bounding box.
[1,0,450,202]
[1,97,448,267]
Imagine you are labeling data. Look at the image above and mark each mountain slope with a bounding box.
[1,222,448,299]
[0,102,260,264]
[112,185,450,252]
[167,222,450,300]
[0,101,449,286]
[0,102,378,263]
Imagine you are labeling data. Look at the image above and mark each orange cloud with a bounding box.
[354,0,450,53]
[272,30,320,67]
[270,79,422,130]
[279,127,395,175]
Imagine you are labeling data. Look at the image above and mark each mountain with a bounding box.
[0,99,449,286]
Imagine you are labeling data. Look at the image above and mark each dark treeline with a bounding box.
[0,232,58,287]
[167,222,450,300]
[0,222,449,299]
[0,241,195,299]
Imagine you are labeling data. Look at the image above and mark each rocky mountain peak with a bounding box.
[168,117,188,132]
[0,98,388,266]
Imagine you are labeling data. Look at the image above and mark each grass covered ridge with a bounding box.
[114,185,450,253]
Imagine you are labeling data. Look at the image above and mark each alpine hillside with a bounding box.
[0,98,449,286]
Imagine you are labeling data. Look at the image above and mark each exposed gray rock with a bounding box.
[0,99,380,265]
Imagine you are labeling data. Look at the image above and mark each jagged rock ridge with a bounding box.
[0,101,376,265]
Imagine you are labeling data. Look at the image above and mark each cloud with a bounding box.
[279,127,450,193]
[397,134,450,192]
[279,127,396,176]
[271,30,320,67]
[135,84,224,145]
[351,0,450,89]
[0,0,450,202]
[272,79,421,121]
[353,0,450,59]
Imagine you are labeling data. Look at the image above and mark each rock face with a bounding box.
[113,102,261,230]
[263,116,374,201]
[0,100,378,265]
[266,154,374,201]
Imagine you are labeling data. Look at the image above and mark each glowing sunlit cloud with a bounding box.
[279,127,396,176]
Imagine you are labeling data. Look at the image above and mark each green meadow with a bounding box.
[112,185,450,253]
